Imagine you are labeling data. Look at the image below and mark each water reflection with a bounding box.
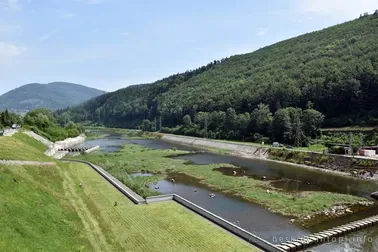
[173,153,378,198]
[148,173,309,244]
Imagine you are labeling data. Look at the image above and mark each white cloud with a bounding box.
[0,42,26,57]
[2,0,21,11]
[39,29,59,43]
[256,28,268,36]
[120,32,129,36]
[294,0,378,19]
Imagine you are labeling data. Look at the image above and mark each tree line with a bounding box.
[141,103,324,146]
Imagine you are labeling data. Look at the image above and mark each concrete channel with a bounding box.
[64,159,284,252]
[63,159,378,252]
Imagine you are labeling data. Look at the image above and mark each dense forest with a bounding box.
[59,13,378,145]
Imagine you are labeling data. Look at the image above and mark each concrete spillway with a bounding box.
[277,214,378,251]
[58,145,99,153]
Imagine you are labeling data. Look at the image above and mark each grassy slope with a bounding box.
[0,164,91,252]
[0,133,254,252]
[78,144,365,218]
[0,162,253,252]
[63,162,253,252]
[0,133,50,161]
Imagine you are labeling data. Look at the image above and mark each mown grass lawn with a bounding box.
[0,162,255,252]
[77,144,366,218]
[0,133,50,161]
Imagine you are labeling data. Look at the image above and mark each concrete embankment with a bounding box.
[84,145,100,153]
[162,134,270,158]
[64,159,283,252]
[63,159,146,204]
[24,131,86,159]
[54,135,86,150]
[161,134,378,176]
[24,131,53,146]
[3,129,18,137]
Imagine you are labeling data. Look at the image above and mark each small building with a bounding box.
[359,149,376,157]
[359,146,378,156]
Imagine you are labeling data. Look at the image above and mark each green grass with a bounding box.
[84,127,158,140]
[85,132,110,140]
[76,144,365,218]
[0,133,51,161]
[292,144,326,153]
[0,162,254,252]
[0,164,90,252]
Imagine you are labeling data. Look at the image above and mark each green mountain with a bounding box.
[65,14,378,131]
[0,82,106,111]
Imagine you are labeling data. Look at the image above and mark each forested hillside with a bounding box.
[61,14,378,145]
[0,82,105,111]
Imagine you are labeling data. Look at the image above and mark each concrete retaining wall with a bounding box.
[146,194,174,203]
[69,159,283,251]
[172,194,284,252]
[3,129,18,136]
[44,145,56,157]
[54,134,86,150]
[162,134,378,174]
[24,131,86,159]
[24,131,53,146]
[162,134,269,159]
[62,159,146,204]
[84,145,100,153]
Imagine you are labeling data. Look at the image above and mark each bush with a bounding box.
[329,146,345,154]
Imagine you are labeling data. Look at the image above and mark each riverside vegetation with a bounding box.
[74,132,369,224]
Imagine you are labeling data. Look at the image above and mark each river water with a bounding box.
[80,135,378,251]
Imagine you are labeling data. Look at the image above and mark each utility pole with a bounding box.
[159,116,162,131]
[154,118,157,132]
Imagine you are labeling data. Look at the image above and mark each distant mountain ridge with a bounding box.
[0,82,106,111]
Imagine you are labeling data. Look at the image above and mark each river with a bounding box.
[78,135,378,251]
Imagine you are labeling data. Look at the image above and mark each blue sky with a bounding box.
[0,0,377,94]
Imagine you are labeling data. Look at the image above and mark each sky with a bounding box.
[0,0,377,95]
